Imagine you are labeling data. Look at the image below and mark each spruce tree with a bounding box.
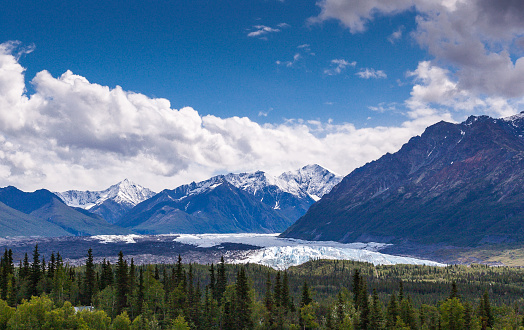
[264,271,275,328]
[216,256,226,304]
[29,244,41,296]
[82,248,95,305]
[300,281,312,307]
[352,269,361,306]
[209,263,216,299]
[479,290,494,329]
[464,301,473,330]
[115,251,129,314]
[234,267,253,330]
[48,253,56,280]
[370,288,384,330]
[359,278,370,330]
[274,271,282,308]
[336,291,345,328]
[386,293,399,329]
[21,252,30,280]
[449,280,459,300]
[282,271,292,313]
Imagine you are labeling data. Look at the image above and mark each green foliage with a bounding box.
[3,248,524,329]
[440,298,465,330]
[112,311,131,330]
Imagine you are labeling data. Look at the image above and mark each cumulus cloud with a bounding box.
[0,42,448,192]
[324,59,356,75]
[356,68,387,79]
[311,0,524,100]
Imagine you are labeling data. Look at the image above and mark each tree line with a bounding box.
[1,246,524,329]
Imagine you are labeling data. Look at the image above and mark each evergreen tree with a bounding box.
[336,291,345,328]
[264,271,275,328]
[115,251,129,314]
[29,244,41,296]
[47,253,56,280]
[359,278,370,330]
[370,288,384,330]
[479,290,494,329]
[352,269,361,306]
[21,253,30,280]
[100,259,113,291]
[82,248,95,305]
[399,296,416,330]
[274,271,282,308]
[386,293,399,329]
[449,280,459,300]
[281,271,292,313]
[234,267,252,330]
[398,280,404,302]
[300,281,312,308]
[175,255,184,287]
[215,256,226,304]
[464,301,473,330]
[209,263,216,299]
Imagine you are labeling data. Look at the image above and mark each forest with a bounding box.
[1,245,524,329]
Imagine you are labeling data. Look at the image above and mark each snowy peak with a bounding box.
[278,164,342,200]
[55,179,156,209]
[174,164,341,201]
[101,179,157,208]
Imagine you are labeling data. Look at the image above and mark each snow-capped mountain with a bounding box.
[278,164,341,201]
[55,179,156,224]
[164,164,341,204]
[116,165,341,234]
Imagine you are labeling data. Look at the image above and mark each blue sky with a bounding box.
[1,0,524,191]
[1,0,423,127]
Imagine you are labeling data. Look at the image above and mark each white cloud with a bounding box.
[0,42,447,192]
[247,24,289,38]
[324,59,356,75]
[311,0,524,99]
[356,68,387,79]
[276,53,301,67]
[388,26,404,43]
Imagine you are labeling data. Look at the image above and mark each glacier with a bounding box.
[173,233,445,270]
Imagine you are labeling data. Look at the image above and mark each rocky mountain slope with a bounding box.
[282,114,524,246]
[55,179,156,224]
[0,186,128,237]
[117,164,341,234]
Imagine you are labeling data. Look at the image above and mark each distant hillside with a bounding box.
[0,202,71,237]
[0,186,128,237]
[117,164,341,234]
[282,114,524,246]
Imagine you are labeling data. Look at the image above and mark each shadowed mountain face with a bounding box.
[282,114,524,246]
[117,165,341,234]
[0,187,128,237]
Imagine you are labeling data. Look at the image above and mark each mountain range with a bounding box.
[1,164,340,238]
[0,186,127,237]
[282,114,524,247]
[116,164,341,234]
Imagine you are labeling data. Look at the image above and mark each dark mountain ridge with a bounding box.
[0,186,128,237]
[282,114,524,246]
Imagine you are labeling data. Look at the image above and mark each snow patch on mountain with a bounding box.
[55,179,156,209]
